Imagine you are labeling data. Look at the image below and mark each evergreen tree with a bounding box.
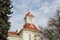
[0,0,13,40]
[43,8,60,40]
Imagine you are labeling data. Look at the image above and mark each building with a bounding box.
[8,11,42,40]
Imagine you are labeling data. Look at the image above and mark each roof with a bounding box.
[8,23,38,36]
[26,12,34,16]
[24,11,34,19]
[23,23,38,30]
[8,32,19,36]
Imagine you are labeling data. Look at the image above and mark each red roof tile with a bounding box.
[23,23,38,30]
[26,12,34,16]
[24,12,34,19]
[8,32,18,36]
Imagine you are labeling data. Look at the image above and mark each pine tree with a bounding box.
[0,0,13,40]
[43,8,60,40]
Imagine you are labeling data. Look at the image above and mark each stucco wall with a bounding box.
[23,29,41,40]
[8,29,42,40]
[8,36,21,40]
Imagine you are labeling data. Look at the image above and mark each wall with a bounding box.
[8,36,21,40]
[22,29,41,40]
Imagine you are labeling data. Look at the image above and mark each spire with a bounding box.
[28,9,29,12]
[23,11,38,30]
[26,11,34,17]
[24,10,34,19]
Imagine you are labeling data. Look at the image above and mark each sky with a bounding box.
[9,0,60,32]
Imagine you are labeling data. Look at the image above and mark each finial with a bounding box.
[28,9,30,12]
[27,9,30,14]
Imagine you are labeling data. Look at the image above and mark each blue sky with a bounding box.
[9,0,60,31]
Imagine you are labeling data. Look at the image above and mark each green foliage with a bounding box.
[43,9,60,40]
[0,0,13,40]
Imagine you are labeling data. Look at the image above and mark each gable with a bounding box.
[23,23,38,30]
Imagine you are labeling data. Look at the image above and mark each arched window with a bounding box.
[29,35,31,40]
[34,35,36,40]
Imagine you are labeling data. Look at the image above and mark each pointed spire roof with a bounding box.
[26,11,34,16]
[24,11,34,18]
[26,9,34,16]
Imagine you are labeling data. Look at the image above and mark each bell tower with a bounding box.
[24,11,34,24]
[22,11,41,40]
[23,11,38,30]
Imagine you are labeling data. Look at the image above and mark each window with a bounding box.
[34,35,36,40]
[28,17,33,23]
[29,35,31,40]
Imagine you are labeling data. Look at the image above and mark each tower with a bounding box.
[8,11,42,40]
[24,11,38,30]
[24,11,34,24]
[22,11,41,40]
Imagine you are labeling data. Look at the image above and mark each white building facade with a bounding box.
[8,11,42,40]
